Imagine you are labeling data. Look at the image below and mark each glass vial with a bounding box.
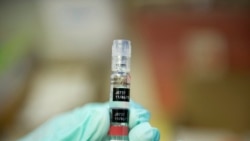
[107,40,131,141]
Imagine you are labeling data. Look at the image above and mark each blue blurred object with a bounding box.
[19,101,160,141]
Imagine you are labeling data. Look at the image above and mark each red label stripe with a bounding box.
[108,126,129,136]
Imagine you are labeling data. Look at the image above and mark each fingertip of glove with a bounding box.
[75,103,109,140]
[89,105,110,129]
[152,127,160,141]
[129,104,151,128]
[129,122,160,141]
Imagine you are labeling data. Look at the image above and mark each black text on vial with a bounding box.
[111,109,129,123]
[113,88,130,102]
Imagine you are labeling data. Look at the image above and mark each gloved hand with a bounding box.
[19,101,160,141]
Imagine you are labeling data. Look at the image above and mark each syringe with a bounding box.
[107,40,131,141]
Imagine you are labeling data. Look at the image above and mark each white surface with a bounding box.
[176,127,243,141]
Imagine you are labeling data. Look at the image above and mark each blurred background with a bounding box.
[0,0,249,140]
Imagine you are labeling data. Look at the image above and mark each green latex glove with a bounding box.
[19,101,160,141]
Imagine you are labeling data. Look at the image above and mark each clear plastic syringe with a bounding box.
[107,40,131,141]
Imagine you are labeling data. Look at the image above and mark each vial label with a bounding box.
[113,88,130,102]
[111,109,129,123]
